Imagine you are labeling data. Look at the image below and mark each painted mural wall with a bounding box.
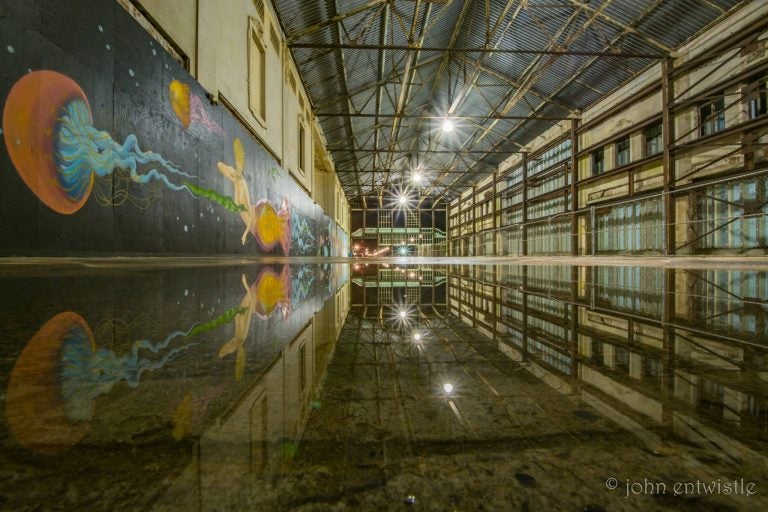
[0,0,348,257]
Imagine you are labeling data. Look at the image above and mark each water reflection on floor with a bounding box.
[1,262,767,511]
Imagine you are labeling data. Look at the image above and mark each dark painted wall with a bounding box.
[0,0,348,257]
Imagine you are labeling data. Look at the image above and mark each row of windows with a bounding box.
[589,74,767,177]
[700,74,767,137]
[456,174,767,256]
[591,122,662,176]
[689,176,768,252]
[248,11,309,176]
[455,76,768,236]
[528,139,572,177]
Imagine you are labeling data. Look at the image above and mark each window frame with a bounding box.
[644,122,663,158]
[699,96,726,137]
[747,74,767,120]
[591,148,604,176]
[616,136,631,167]
[297,116,306,175]
[248,17,267,127]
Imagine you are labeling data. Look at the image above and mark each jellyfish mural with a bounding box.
[5,305,245,454]
[1,70,241,215]
[218,138,292,253]
[218,267,292,380]
[290,208,316,255]
[169,79,225,136]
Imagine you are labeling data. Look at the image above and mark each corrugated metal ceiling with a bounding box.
[272,0,746,203]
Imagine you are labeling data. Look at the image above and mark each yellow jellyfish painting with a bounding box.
[169,79,191,128]
[169,79,224,135]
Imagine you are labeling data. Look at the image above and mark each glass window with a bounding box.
[616,137,630,167]
[748,75,767,120]
[528,139,571,176]
[248,19,267,124]
[700,97,725,136]
[298,121,306,174]
[644,122,662,157]
[592,148,604,176]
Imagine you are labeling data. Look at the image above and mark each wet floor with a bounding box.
[0,262,766,511]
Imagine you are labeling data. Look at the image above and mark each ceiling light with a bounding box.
[412,173,422,183]
[413,333,421,341]
[399,310,407,318]
[398,195,408,205]
[442,119,454,132]
[443,383,453,394]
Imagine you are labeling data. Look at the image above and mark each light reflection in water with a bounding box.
[0,263,766,511]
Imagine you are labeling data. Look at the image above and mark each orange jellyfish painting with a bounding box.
[1,70,237,215]
[5,303,246,454]
[6,312,94,455]
[169,79,224,135]
[2,71,95,214]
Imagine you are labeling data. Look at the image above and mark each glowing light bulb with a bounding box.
[442,119,454,132]
[443,383,453,393]
[412,173,422,183]
[399,310,407,319]
[413,333,421,341]
[398,196,407,205]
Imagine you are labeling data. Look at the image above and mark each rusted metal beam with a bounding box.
[432,0,667,203]
[332,149,524,154]
[287,42,663,59]
[380,0,433,198]
[331,0,364,199]
[317,113,573,120]
[286,0,388,43]
[565,0,672,54]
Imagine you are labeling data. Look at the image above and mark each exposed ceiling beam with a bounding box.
[454,54,575,114]
[565,0,673,54]
[432,0,669,203]
[317,113,573,120]
[416,0,525,203]
[332,149,524,154]
[287,43,663,58]
[373,3,389,175]
[286,0,388,43]
[380,0,434,199]
[331,0,364,198]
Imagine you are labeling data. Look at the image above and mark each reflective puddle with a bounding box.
[1,263,766,511]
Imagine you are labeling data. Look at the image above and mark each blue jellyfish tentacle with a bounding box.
[122,343,198,388]
[54,100,198,199]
